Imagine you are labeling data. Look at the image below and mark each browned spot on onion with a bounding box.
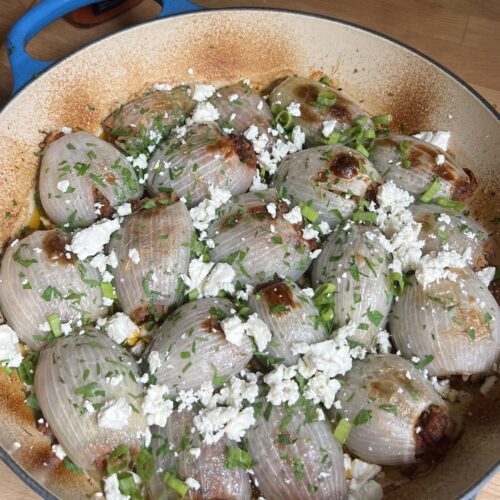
[258,281,298,315]
[42,231,75,265]
[132,304,168,324]
[40,130,64,150]
[451,168,477,201]
[227,134,257,170]
[328,153,359,179]
[414,404,454,460]
[200,316,223,336]
[92,187,114,220]
[103,172,116,185]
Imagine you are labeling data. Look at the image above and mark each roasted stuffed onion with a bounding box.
[207,189,313,285]
[410,203,490,269]
[246,401,347,499]
[273,145,382,225]
[149,409,252,499]
[39,131,142,226]
[269,76,371,145]
[103,85,196,151]
[312,224,393,349]
[0,230,107,349]
[146,298,253,394]
[370,134,477,202]
[35,329,147,476]
[331,354,453,465]
[109,201,192,323]
[146,122,256,205]
[249,281,327,364]
[390,270,500,376]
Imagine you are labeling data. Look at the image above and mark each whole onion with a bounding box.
[312,224,393,349]
[109,201,193,323]
[269,76,371,145]
[35,329,147,477]
[146,122,256,205]
[39,131,142,227]
[370,134,477,202]
[146,298,253,394]
[246,401,347,499]
[148,409,252,499]
[330,354,453,465]
[207,189,313,285]
[389,270,500,376]
[248,281,327,365]
[0,230,107,349]
[272,145,382,225]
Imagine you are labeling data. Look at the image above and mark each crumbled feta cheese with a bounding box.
[189,447,201,459]
[236,284,254,301]
[318,221,332,235]
[480,375,497,396]
[219,373,259,408]
[51,444,67,460]
[148,351,161,375]
[142,385,173,426]
[128,248,140,264]
[264,365,300,406]
[302,225,319,241]
[221,315,247,346]
[104,473,129,500]
[300,338,353,378]
[116,203,132,216]
[56,180,70,193]
[250,173,268,192]
[283,206,302,224]
[70,218,120,260]
[187,67,194,75]
[192,83,216,102]
[185,477,201,491]
[153,83,172,91]
[103,313,138,344]
[176,389,198,411]
[301,287,315,298]
[322,120,337,138]
[415,248,472,288]
[309,249,322,260]
[228,93,240,102]
[0,325,23,368]
[203,263,235,297]
[106,374,124,386]
[191,102,220,123]
[304,373,341,409]
[345,455,383,500]
[266,203,277,218]
[287,102,301,117]
[97,398,131,430]
[477,266,496,287]
[61,127,72,135]
[189,184,231,231]
[413,130,451,151]
[376,330,391,354]
[244,124,259,141]
[244,313,272,352]
[291,125,305,150]
[181,258,214,292]
[435,154,446,166]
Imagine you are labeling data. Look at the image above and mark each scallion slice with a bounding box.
[319,76,331,85]
[352,211,377,224]
[163,472,189,496]
[225,446,252,470]
[316,91,337,107]
[355,144,370,157]
[46,313,62,337]
[274,109,294,131]
[117,472,138,496]
[100,282,117,300]
[436,197,465,211]
[107,445,131,475]
[299,203,319,223]
[333,418,352,444]
[420,177,442,203]
[135,448,154,482]
[372,114,392,125]
[402,159,412,169]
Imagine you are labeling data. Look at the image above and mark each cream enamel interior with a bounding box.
[0,9,498,499]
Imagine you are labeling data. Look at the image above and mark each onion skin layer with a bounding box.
[149,410,252,499]
[269,76,370,145]
[389,270,500,376]
[0,230,107,349]
[34,330,147,477]
[39,131,142,227]
[146,298,253,394]
[249,281,327,364]
[330,354,451,466]
[246,402,347,499]
[109,201,193,323]
[312,224,393,348]
[370,134,477,202]
[207,189,313,285]
[272,145,382,225]
[146,122,255,205]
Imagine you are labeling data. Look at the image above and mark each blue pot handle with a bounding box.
[7,0,204,94]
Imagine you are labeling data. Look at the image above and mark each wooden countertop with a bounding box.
[0,1,498,499]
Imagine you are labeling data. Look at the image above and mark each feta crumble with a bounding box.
[142,384,173,426]
[97,398,131,430]
[51,444,67,460]
[70,218,121,260]
[266,203,277,218]
[221,313,271,351]
[477,266,496,287]
[56,180,70,193]
[103,313,138,345]
[287,102,301,117]
[0,324,23,368]
[191,102,220,123]
[322,119,337,138]
[415,248,472,288]
[128,248,140,264]
[189,184,232,231]
[185,477,201,491]
[192,83,216,102]
[283,206,303,224]
[264,365,300,406]
[412,130,451,152]
[104,473,129,500]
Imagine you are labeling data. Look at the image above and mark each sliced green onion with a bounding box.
[46,313,62,337]
[420,177,442,203]
[163,472,189,496]
[389,272,405,296]
[316,91,337,107]
[117,472,139,496]
[299,203,319,223]
[320,307,334,322]
[397,139,410,157]
[355,144,370,157]
[135,448,154,482]
[274,110,293,131]
[321,131,341,145]
[100,282,117,300]
[319,76,330,85]
[225,446,252,470]
[270,102,283,114]
[107,445,131,475]
[314,283,336,307]
[436,197,465,211]
[362,129,376,140]
[333,418,352,444]
[372,114,392,126]
[352,210,377,224]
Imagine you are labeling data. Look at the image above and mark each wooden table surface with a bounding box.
[0,0,499,498]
